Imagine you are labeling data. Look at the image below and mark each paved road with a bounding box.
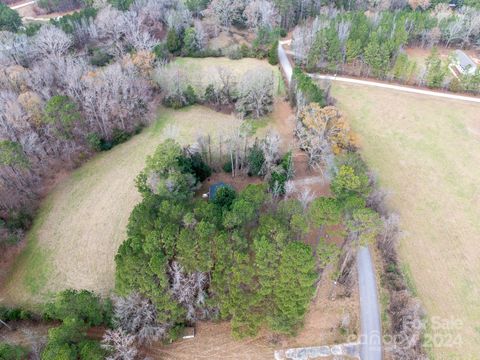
[278,40,293,85]
[10,0,36,10]
[9,0,62,21]
[310,73,480,104]
[357,247,382,360]
[279,39,480,104]
[278,40,383,360]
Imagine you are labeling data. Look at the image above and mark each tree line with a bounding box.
[110,138,323,355]
[290,57,427,360]
[0,0,204,247]
[0,0,290,249]
[292,7,480,93]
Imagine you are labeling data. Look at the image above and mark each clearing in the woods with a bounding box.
[0,106,243,306]
[0,57,286,307]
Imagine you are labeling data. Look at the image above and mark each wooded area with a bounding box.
[0,0,477,358]
[292,6,480,92]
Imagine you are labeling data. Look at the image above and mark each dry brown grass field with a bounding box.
[333,82,480,359]
[0,57,287,307]
[0,106,243,306]
[0,98,361,358]
[172,57,286,97]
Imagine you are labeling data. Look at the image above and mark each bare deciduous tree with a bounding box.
[112,293,168,345]
[155,63,190,106]
[206,0,245,28]
[379,213,401,262]
[80,63,151,138]
[0,32,33,67]
[71,17,99,48]
[165,5,192,32]
[389,291,426,360]
[95,5,128,56]
[33,25,72,59]
[102,328,138,360]
[236,68,274,119]
[298,188,315,209]
[284,180,296,198]
[216,66,236,104]
[408,0,430,10]
[168,261,210,321]
[194,20,208,50]
[461,7,480,46]
[244,0,279,30]
[295,121,333,173]
[260,131,280,177]
[123,10,157,51]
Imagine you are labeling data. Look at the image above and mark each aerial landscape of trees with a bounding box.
[0,0,477,358]
[116,143,318,341]
[291,5,480,92]
[0,0,295,249]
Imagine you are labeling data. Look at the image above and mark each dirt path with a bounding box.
[144,322,274,360]
[0,321,49,349]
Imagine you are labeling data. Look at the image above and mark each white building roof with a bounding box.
[454,50,477,72]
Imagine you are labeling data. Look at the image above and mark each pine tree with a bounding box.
[182,27,199,55]
[268,42,279,65]
[425,47,447,88]
[392,53,409,82]
[308,197,342,228]
[326,26,342,71]
[307,29,327,71]
[270,242,316,334]
[364,32,390,78]
[254,236,279,302]
[227,253,260,338]
[167,29,182,54]
[0,3,22,32]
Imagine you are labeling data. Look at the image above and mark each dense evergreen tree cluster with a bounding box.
[291,67,327,107]
[40,289,111,360]
[0,3,21,32]
[115,139,320,338]
[0,343,29,360]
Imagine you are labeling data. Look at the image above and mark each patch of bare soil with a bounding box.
[0,241,27,293]
[405,46,478,64]
[206,25,254,51]
[4,0,26,6]
[144,322,274,360]
[0,321,50,348]
[267,100,296,152]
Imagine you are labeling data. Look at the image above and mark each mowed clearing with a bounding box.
[173,57,286,96]
[0,57,286,307]
[0,106,243,306]
[333,82,480,359]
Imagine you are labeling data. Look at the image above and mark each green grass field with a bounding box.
[333,82,480,359]
[0,106,243,307]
